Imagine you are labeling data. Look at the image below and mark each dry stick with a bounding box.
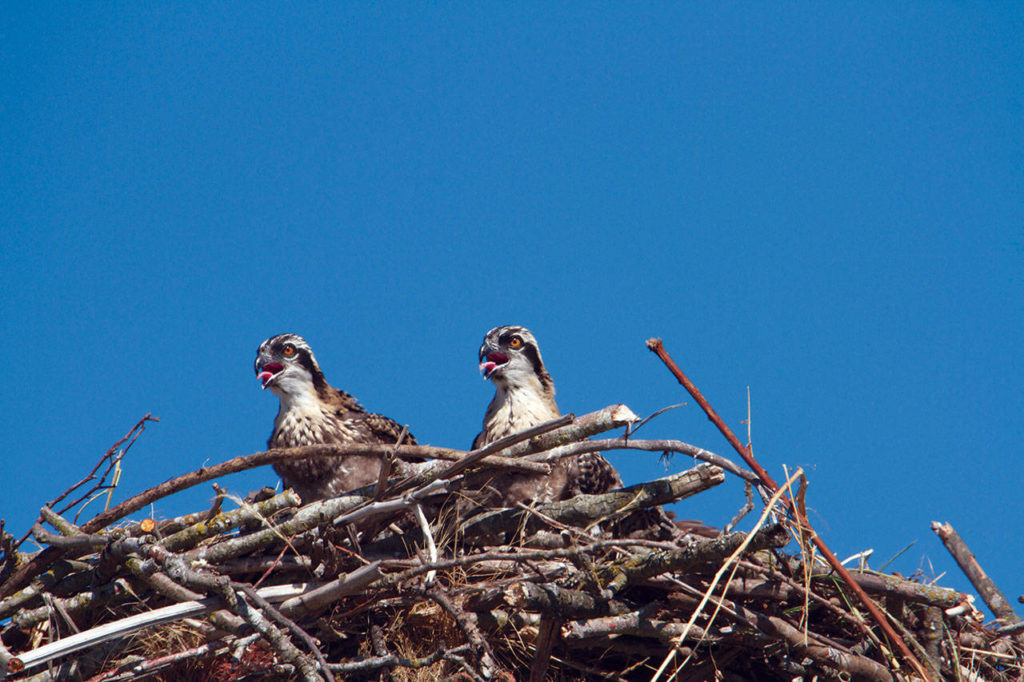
[931,521,1019,623]
[82,634,262,682]
[460,466,724,540]
[325,644,473,675]
[278,562,381,617]
[9,583,310,673]
[561,611,711,644]
[646,337,931,681]
[504,581,629,620]
[2,416,157,599]
[234,582,335,682]
[159,489,301,552]
[0,439,548,601]
[50,415,158,528]
[528,616,559,682]
[413,503,439,586]
[13,580,131,630]
[421,586,496,679]
[805,565,970,610]
[153,548,321,682]
[430,414,573,480]
[660,575,895,682]
[650,468,802,682]
[524,437,757,482]
[374,426,406,501]
[389,410,619,497]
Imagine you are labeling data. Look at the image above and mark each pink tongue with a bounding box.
[257,371,274,385]
[479,362,496,374]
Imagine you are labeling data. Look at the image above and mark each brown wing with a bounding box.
[323,387,367,413]
[360,412,417,445]
[322,385,415,445]
[574,452,623,495]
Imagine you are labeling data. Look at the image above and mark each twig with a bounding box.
[460,466,725,540]
[932,521,1019,623]
[651,469,802,681]
[9,583,311,673]
[524,437,757,482]
[326,643,472,674]
[647,336,931,681]
[421,586,496,679]
[528,615,559,682]
[235,582,335,682]
[413,503,438,586]
[278,562,381,617]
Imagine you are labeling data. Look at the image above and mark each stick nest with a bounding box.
[1,407,1020,682]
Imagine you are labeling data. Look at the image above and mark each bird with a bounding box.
[254,333,416,502]
[473,325,687,540]
[472,325,622,504]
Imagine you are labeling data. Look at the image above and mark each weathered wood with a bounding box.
[932,521,1019,623]
[596,523,788,595]
[460,465,724,539]
[3,402,1021,682]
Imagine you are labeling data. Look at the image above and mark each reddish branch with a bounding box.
[646,337,931,680]
[3,385,1018,680]
[1,415,158,599]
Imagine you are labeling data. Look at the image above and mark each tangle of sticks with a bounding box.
[0,355,1020,681]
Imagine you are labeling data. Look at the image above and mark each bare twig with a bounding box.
[932,521,1019,623]
[647,337,931,681]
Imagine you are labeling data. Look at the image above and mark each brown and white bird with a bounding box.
[473,325,621,503]
[255,333,416,502]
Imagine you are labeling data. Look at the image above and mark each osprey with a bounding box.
[255,333,416,502]
[473,325,622,503]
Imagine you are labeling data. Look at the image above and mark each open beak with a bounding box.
[479,351,509,379]
[256,362,284,389]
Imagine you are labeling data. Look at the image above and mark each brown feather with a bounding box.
[256,334,415,503]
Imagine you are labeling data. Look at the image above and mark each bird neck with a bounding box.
[272,377,324,416]
[491,373,559,422]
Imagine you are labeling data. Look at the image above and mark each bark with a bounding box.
[561,611,711,643]
[597,524,789,596]
[460,465,724,540]
[503,581,629,620]
[932,521,1019,623]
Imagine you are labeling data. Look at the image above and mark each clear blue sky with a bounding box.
[2,5,1021,614]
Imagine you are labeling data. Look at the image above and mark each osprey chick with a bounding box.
[255,333,415,502]
[473,325,621,502]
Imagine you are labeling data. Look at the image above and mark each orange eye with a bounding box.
[283,344,296,356]
[508,336,522,349]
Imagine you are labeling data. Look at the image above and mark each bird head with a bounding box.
[478,325,552,390]
[254,333,326,397]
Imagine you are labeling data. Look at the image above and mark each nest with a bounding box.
[1,346,1021,681]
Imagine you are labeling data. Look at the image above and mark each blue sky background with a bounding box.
[2,5,1021,615]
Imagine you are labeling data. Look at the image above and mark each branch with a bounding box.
[562,610,711,643]
[503,581,629,620]
[9,582,311,674]
[596,524,789,596]
[460,465,724,540]
[932,521,1019,622]
[646,336,931,680]
[525,437,757,483]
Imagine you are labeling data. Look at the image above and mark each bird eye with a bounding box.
[508,336,523,349]
[283,344,296,356]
